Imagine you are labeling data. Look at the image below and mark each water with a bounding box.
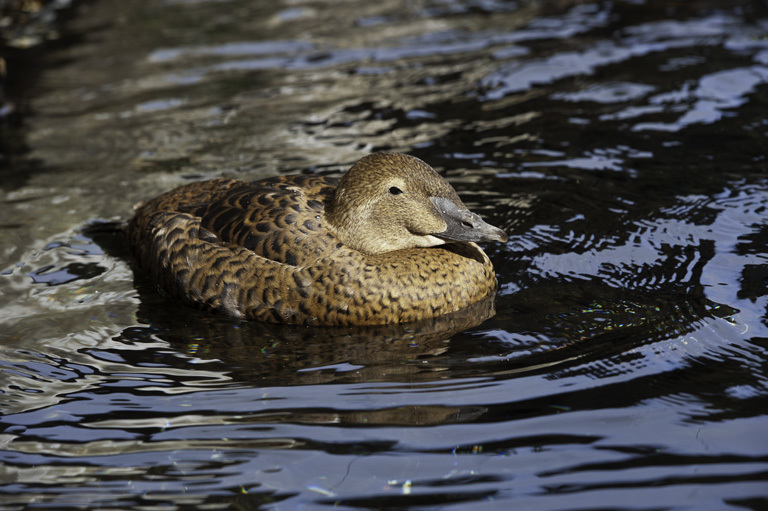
[1,0,767,509]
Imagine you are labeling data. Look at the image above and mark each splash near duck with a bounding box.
[127,153,507,325]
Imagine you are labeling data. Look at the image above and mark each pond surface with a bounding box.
[1,0,768,509]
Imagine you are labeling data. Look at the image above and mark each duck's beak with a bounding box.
[430,197,508,244]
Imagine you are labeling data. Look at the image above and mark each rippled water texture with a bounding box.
[2,0,768,509]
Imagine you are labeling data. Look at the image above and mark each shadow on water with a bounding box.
[0,0,103,191]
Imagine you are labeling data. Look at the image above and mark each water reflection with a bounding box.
[132,266,497,386]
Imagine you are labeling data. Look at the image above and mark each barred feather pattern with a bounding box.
[127,176,496,325]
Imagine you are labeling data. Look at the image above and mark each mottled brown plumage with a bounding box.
[127,153,507,326]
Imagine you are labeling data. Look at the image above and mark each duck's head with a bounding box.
[325,152,508,255]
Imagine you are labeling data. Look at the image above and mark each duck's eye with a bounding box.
[389,186,403,195]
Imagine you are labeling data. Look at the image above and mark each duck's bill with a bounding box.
[430,197,508,244]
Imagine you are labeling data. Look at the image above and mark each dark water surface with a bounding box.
[2,0,768,509]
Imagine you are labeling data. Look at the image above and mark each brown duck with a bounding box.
[127,153,507,326]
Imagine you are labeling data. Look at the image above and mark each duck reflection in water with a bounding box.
[127,153,508,326]
[129,290,493,426]
[132,283,497,386]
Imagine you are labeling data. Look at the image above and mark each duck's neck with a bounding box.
[324,194,382,255]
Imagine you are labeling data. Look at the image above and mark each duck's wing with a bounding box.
[132,208,319,322]
[192,175,339,267]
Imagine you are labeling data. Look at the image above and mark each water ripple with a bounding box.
[1,0,767,509]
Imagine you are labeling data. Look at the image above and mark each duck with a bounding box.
[127,152,507,326]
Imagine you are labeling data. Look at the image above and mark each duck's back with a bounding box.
[127,176,497,325]
[131,175,337,265]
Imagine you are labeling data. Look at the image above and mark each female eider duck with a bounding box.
[127,152,507,326]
